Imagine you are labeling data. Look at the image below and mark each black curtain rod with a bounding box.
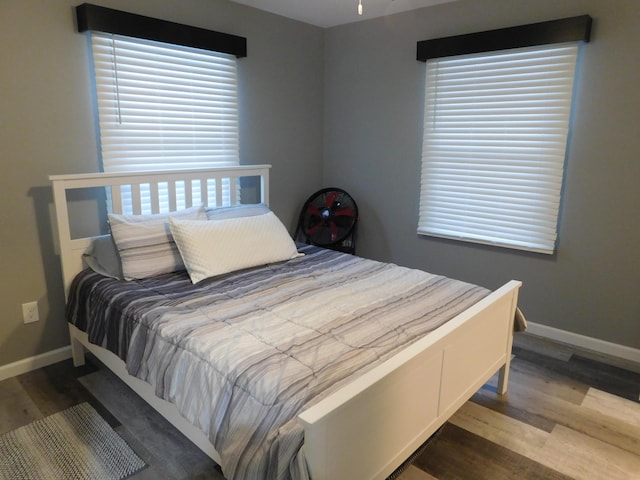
[76,3,247,58]
[417,15,592,62]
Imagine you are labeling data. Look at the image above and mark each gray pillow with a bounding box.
[83,235,123,279]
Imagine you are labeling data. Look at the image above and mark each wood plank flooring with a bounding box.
[400,334,640,480]
[1,333,638,479]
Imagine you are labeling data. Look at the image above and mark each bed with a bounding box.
[50,164,522,480]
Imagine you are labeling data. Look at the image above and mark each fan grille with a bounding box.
[298,188,358,250]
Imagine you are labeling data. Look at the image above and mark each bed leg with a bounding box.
[497,323,516,395]
[497,363,510,395]
[69,328,86,367]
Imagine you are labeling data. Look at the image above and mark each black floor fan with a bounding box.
[295,188,359,254]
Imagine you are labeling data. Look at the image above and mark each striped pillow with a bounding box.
[109,205,206,280]
[205,203,271,220]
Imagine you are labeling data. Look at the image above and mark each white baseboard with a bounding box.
[0,346,72,382]
[526,321,640,365]
[2,327,638,382]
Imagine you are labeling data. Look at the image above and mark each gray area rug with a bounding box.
[0,402,146,480]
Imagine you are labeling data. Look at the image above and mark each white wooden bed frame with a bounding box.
[50,165,521,480]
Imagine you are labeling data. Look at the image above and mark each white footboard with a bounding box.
[298,280,521,480]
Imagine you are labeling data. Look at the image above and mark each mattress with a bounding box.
[66,244,490,479]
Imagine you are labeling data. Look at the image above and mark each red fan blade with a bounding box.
[306,223,322,235]
[332,207,354,217]
[329,221,338,241]
[325,191,338,208]
[306,204,321,217]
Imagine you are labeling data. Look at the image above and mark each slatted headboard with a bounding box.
[49,165,271,296]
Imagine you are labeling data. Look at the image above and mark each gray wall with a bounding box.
[2,0,638,370]
[0,0,324,366]
[324,0,640,349]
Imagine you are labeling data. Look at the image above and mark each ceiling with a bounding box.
[230,0,456,28]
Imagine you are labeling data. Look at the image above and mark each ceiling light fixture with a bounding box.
[357,0,363,15]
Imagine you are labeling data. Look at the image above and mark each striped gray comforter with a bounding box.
[67,244,489,479]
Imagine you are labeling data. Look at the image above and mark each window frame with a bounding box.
[416,16,592,254]
[76,4,247,214]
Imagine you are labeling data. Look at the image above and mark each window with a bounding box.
[416,16,591,254]
[76,3,247,214]
[90,33,239,213]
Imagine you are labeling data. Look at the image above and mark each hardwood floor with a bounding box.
[1,333,638,479]
[0,359,223,480]
[400,334,640,480]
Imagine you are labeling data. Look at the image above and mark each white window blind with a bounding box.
[418,43,579,254]
[90,32,239,213]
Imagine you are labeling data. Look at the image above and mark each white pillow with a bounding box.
[169,211,301,283]
[109,205,206,280]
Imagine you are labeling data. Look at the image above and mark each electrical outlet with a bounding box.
[22,301,39,324]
